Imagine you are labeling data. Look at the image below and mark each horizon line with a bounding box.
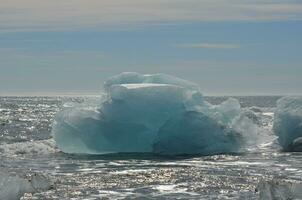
[0,91,301,97]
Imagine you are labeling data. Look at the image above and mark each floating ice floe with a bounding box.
[257,179,302,200]
[52,72,264,155]
[273,96,302,151]
[0,116,10,126]
[0,171,53,200]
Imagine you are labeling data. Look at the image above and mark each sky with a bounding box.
[0,0,301,96]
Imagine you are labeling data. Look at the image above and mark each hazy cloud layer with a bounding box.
[1,0,302,32]
[175,43,240,49]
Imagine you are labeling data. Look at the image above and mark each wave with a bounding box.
[0,139,58,157]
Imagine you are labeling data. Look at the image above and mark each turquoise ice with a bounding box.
[52,72,259,155]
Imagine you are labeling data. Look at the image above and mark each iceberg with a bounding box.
[273,96,302,151]
[52,72,260,155]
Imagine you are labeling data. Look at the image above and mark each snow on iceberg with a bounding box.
[52,72,261,155]
[104,72,200,91]
[273,96,302,151]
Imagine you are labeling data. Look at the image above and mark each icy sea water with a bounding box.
[1,96,302,200]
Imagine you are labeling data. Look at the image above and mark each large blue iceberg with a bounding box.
[52,72,260,155]
[273,96,302,151]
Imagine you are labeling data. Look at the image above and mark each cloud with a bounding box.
[0,0,302,32]
[175,43,240,49]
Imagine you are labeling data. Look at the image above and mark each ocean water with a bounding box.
[1,96,302,200]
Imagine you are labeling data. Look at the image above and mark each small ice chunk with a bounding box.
[0,171,52,200]
[257,179,302,200]
[242,109,261,125]
[249,106,263,113]
[0,172,32,200]
[29,173,53,191]
[0,116,9,126]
